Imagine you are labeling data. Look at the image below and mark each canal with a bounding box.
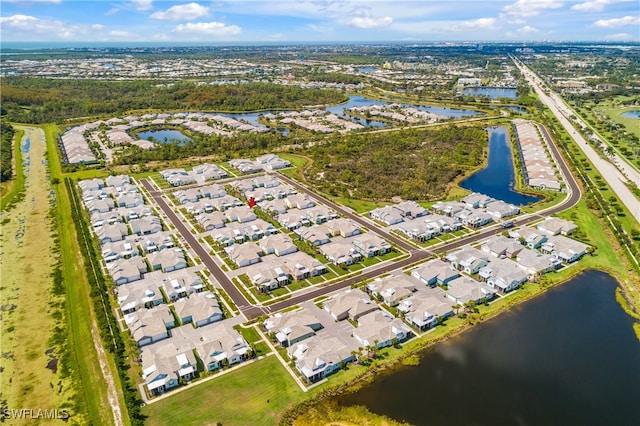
[461,126,540,205]
[337,270,640,425]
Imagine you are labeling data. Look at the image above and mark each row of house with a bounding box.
[263,290,412,383]
[228,154,291,174]
[140,320,251,396]
[160,164,228,186]
[513,119,562,191]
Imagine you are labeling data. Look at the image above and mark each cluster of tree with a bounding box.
[0,120,15,181]
[0,78,347,124]
[304,124,486,201]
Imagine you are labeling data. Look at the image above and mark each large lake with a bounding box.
[461,126,540,205]
[338,270,640,425]
[137,129,192,145]
[621,110,640,119]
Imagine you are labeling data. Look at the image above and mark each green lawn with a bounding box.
[43,124,129,425]
[143,356,303,426]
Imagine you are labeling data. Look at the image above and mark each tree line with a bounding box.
[0,78,347,124]
[0,120,16,182]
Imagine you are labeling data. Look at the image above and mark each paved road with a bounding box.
[140,179,266,320]
[514,59,640,223]
[142,118,581,320]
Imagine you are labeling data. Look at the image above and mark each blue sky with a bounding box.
[1,0,638,44]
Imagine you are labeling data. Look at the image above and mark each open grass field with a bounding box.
[599,105,640,139]
[143,355,304,426]
[0,127,81,422]
[43,124,128,425]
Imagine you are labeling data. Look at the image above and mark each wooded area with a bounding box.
[304,125,487,201]
[0,120,15,182]
[0,78,347,124]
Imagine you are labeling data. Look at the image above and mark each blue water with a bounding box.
[339,270,640,426]
[359,67,379,73]
[621,110,640,119]
[461,126,540,205]
[138,129,192,145]
[463,87,518,99]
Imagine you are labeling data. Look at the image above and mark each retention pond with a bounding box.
[337,270,640,425]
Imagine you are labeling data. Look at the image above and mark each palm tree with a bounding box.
[452,304,461,316]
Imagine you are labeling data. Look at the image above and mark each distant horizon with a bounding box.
[1,1,638,44]
[2,40,639,51]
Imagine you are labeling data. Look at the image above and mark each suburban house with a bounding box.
[398,292,453,330]
[285,194,315,210]
[537,217,578,236]
[225,206,257,223]
[263,310,324,347]
[305,205,338,224]
[295,226,331,246]
[247,263,291,292]
[478,258,529,293]
[446,247,490,275]
[117,279,164,314]
[173,292,224,327]
[412,258,461,286]
[102,240,138,262]
[445,276,496,305]
[541,235,589,263]
[130,215,163,236]
[126,305,174,346]
[259,198,289,215]
[208,195,243,211]
[319,240,362,266]
[481,235,525,259]
[141,342,198,395]
[259,233,298,257]
[281,251,328,279]
[516,248,558,277]
[78,178,104,192]
[325,218,361,238]
[352,234,391,258]
[485,200,520,219]
[287,336,357,382]
[509,226,548,249]
[366,274,418,307]
[108,256,147,285]
[354,311,412,348]
[192,164,228,180]
[324,288,379,321]
[461,192,495,209]
[86,198,115,214]
[96,222,129,244]
[196,211,227,231]
[148,249,187,273]
[195,323,251,372]
[370,205,404,225]
[431,200,466,217]
[106,174,131,188]
[225,242,262,267]
[116,192,144,208]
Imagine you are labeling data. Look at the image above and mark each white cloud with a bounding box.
[131,0,152,11]
[502,0,563,18]
[593,15,639,27]
[518,25,539,33]
[151,3,209,21]
[92,24,105,30]
[173,21,241,36]
[109,30,135,38]
[105,8,120,16]
[450,17,497,31]
[0,14,83,39]
[267,33,286,41]
[347,15,393,29]
[307,24,333,33]
[603,32,633,40]
[572,0,631,12]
